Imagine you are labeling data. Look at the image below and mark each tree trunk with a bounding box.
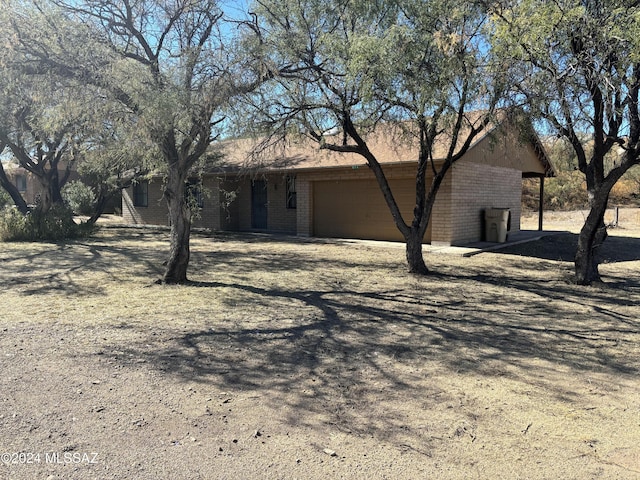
[405,228,429,274]
[574,193,608,285]
[162,165,191,284]
[34,172,63,214]
[0,163,29,214]
[87,192,109,225]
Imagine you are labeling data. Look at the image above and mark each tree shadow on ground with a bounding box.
[110,272,639,442]
[496,232,640,263]
[0,235,165,296]
[10,226,634,448]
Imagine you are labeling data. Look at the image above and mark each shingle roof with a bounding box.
[213,111,555,176]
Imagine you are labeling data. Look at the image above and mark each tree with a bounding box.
[70,113,153,224]
[489,0,640,285]
[0,3,135,223]
[0,144,29,214]
[0,7,74,216]
[53,0,230,283]
[0,99,79,216]
[9,0,263,283]
[240,0,505,273]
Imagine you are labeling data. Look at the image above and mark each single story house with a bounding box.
[2,163,41,205]
[122,117,555,245]
[1,162,122,214]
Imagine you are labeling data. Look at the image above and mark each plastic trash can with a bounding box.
[484,208,510,243]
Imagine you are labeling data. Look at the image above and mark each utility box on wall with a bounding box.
[485,208,511,243]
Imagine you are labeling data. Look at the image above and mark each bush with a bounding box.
[0,204,96,242]
[523,172,640,212]
[0,207,29,241]
[0,189,11,210]
[62,181,96,216]
[610,179,640,206]
[522,172,588,211]
[544,171,589,210]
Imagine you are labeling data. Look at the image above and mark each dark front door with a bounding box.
[251,180,268,229]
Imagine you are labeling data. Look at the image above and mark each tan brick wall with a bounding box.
[267,175,297,234]
[223,174,297,234]
[122,176,241,230]
[429,174,453,245]
[447,163,522,245]
[122,180,169,226]
[296,177,312,236]
[5,169,39,205]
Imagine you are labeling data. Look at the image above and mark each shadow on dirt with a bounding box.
[6,226,638,448]
[495,232,640,263]
[109,271,639,440]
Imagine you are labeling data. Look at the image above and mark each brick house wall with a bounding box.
[449,163,521,245]
[121,160,522,244]
[121,123,549,243]
[122,180,168,225]
[296,177,313,236]
[228,174,297,234]
[122,177,239,230]
[4,165,81,207]
[5,167,39,205]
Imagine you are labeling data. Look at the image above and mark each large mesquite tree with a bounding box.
[0,11,82,217]
[490,0,640,285]
[1,2,149,228]
[8,0,261,283]
[243,0,505,273]
[54,0,239,283]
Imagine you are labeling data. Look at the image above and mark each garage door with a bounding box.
[313,178,432,242]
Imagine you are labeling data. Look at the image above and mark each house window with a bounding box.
[186,180,204,209]
[133,181,148,207]
[286,175,297,209]
[15,175,27,192]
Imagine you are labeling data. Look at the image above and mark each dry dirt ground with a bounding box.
[0,210,639,480]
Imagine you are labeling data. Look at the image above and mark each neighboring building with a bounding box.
[1,161,121,214]
[122,118,555,245]
[2,163,41,205]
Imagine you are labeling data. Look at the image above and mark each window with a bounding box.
[133,181,148,207]
[186,180,204,209]
[15,175,27,192]
[286,175,297,209]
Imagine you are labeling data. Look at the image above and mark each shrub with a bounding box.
[524,172,640,212]
[0,207,29,241]
[610,179,640,206]
[544,171,588,210]
[522,172,588,211]
[0,189,10,210]
[62,181,96,216]
[0,204,96,242]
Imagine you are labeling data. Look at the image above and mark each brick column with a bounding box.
[208,177,222,231]
[296,177,312,236]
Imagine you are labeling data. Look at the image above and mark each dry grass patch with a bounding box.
[0,223,639,479]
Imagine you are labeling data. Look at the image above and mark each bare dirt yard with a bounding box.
[0,209,639,480]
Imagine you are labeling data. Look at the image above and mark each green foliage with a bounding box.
[0,204,95,242]
[523,170,640,211]
[62,180,95,216]
[544,172,588,210]
[243,0,497,139]
[0,188,10,209]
